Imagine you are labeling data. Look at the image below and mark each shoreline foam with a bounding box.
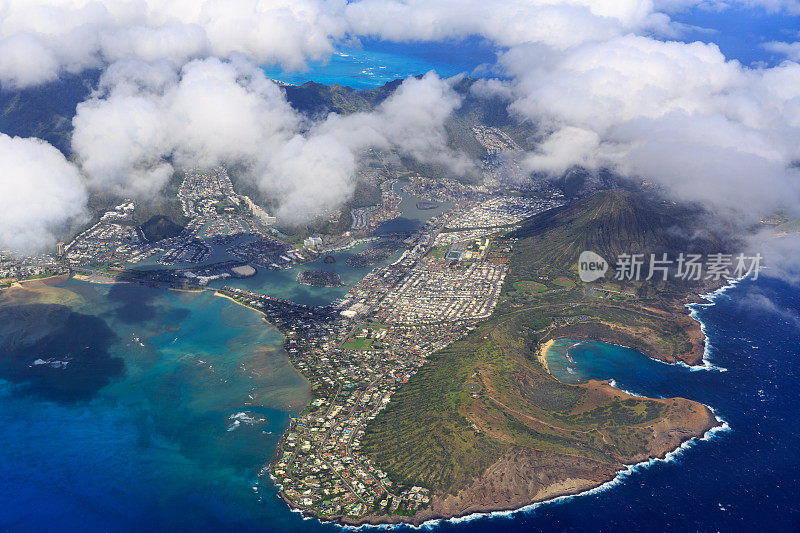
[216,275,743,529]
[335,407,730,531]
[682,276,747,373]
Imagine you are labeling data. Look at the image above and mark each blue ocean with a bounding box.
[3,30,800,532]
[2,269,798,531]
[261,10,800,90]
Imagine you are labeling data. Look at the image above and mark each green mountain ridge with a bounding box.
[508,190,736,285]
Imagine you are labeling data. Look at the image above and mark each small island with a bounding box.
[416,201,439,210]
[323,255,336,264]
[297,270,342,287]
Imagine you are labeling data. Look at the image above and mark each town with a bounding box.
[0,141,564,523]
[219,200,542,521]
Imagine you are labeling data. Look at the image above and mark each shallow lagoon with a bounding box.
[0,277,325,532]
[2,234,798,530]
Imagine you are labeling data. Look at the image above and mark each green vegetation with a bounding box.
[513,280,548,293]
[361,336,507,494]
[363,190,722,500]
[554,399,663,427]
[552,276,575,288]
[362,308,672,494]
[139,215,184,241]
[343,337,374,350]
[493,190,740,363]
[427,246,449,258]
[291,179,382,237]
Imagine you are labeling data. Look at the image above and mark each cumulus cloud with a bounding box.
[0,0,350,89]
[499,35,800,220]
[72,56,301,197]
[0,134,87,254]
[71,58,465,223]
[0,0,733,90]
[345,0,675,49]
[313,72,470,169]
[266,71,472,222]
[3,0,800,253]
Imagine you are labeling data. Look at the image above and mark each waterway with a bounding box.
[0,188,450,532]
[1,205,797,530]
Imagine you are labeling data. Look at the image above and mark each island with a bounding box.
[297,270,342,287]
[416,201,439,210]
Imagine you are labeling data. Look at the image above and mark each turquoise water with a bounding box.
[2,252,799,531]
[440,277,800,531]
[0,186,454,532]
[0,278,322,532]
[375,185,453,235]
[263,38,498,89]
[207,239,389,306]
[203,183,451,305]
[544,339,669,386]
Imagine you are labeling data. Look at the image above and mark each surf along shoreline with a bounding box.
[2,261,732,529]
[213,283,725,528]
[8,251,737,528]
[0,274,728,530]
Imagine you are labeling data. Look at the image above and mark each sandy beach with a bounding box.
[538,339,554,373]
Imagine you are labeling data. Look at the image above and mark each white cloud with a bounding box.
[315,72,471,170]
[0,33,61,87]
[71,60,465,224]
[2,0,800,252]
[255,133,357,223]
[762,41,800,61]
[0,0,351,89]
[522,126,601,175]
[345,0,675,49]
[0,0,734,90]
[0,134,87,254]
[72,56,301,197]
[261,71,472,221]
[499,35,800,220]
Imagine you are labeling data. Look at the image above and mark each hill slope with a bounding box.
[508,190,731,281]
[361,192,723,523]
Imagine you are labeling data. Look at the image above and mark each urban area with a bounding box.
[0,127,564,522]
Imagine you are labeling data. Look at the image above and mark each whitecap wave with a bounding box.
[606,379,661,398]
[683,276,747,372]
[226,411,266,431]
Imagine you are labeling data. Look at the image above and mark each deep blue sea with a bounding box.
[260,7,800,90]
[1,269,798,531]
[672,5,800,67]
[3,13,800,531]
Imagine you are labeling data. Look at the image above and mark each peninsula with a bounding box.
[12,129,732,527]
[222,190,724,526]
